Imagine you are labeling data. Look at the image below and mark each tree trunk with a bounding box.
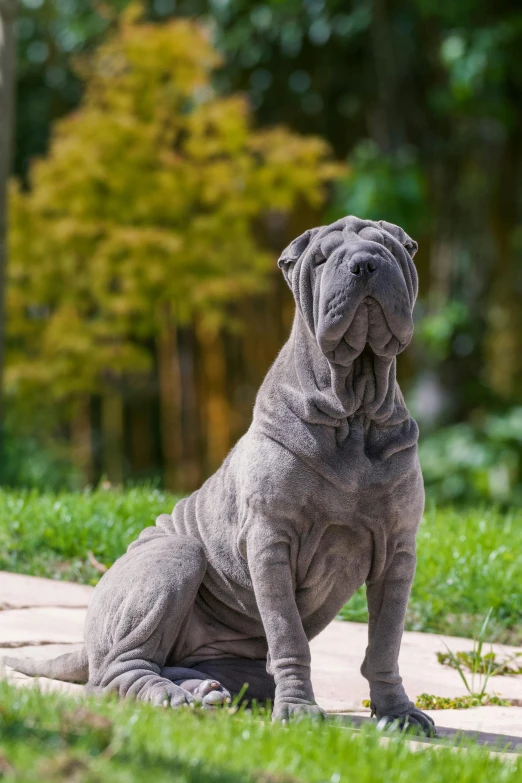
[101,392,124,486]
[486,139,522,400]
[156,313,182,490]
[179,326,201,491]
[128,397,155,481]
[369,0,405,154]
[197,323,230,475]
[0,0,16,482]
[70,397,94,487]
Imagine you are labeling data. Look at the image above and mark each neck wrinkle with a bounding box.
[289,312,405,437]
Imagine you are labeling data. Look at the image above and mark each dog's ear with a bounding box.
[378,220,418,258]
[278,227,321,286]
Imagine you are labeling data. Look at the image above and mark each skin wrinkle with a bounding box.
[4,215,435,734]
[281,220,416,439]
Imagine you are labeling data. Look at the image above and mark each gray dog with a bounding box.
[6,215,434,734]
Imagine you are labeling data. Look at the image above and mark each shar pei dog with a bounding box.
[6,215,435,735]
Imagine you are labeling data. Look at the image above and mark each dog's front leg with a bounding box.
[360,535,435,735]
[246,525,324,722]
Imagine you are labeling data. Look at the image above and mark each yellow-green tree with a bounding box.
[7,7,340,488]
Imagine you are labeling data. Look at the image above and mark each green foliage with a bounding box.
[2,425,79,492]
[7,8,339,406]
[10,0,522,489]
[437,650,522,677]
[420,408,522,504]
[415,693,512,710]
[422,610,522,710]
[411,508,522,642]
[440,609,508,699]
[330,141,429,237]
[14,0,125,176]
[417,301,470,360]
[0,681,520,782]
[365,692,513,710]
[437,18,522,108]
[0,486,178,584]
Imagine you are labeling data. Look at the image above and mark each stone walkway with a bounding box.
[1,571,522,743]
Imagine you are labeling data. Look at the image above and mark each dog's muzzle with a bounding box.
[315,244,413,363]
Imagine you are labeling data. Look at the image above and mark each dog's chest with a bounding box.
[286,453,423,600]
[293,519,373,613]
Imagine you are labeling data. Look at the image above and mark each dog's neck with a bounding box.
[283,311,410,438]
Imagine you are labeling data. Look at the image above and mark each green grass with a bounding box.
[340,504,522,643]
[0,486,179,585]
[0,681,520,783]
[1,488,522,642]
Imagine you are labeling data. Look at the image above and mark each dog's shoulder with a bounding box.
[236,428,322,521]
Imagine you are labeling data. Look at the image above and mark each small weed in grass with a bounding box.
[439,609,520,701]
[415,693,512,710]
[410,611,522,710]
[362,693,512,710]
[437,650,522,677]
[0,681,521,783]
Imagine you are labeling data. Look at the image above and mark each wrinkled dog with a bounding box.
[6,216,434,734]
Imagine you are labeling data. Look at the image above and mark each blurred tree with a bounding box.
[173,0,522,420]
[0,0,16,482]
[7,183,152,483]
[7,7,339,488]
[13,0,125,179]
[10,0,522,490]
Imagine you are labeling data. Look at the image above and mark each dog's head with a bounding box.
[278,216,418,365]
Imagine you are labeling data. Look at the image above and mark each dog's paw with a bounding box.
[182,678,232,708]
[372,703,436,737]
[148,682,195,708]
[272,700,325,723]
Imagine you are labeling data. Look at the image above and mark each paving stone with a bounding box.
[333,713,522,754]
[0,642,84,660]
[5,671,84,697]
[0,571,93,610]
[0,574,521,740]
[311,621,522,712]
[0,607,86,647]
[423,706,522,737]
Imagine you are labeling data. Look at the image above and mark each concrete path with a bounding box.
[311,619,522,711]
[1,571,521,742]
[0,570,93,610]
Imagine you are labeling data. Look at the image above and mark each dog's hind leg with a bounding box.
[84,523,209,708]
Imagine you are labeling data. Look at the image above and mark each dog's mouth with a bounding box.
[322,297,406,365]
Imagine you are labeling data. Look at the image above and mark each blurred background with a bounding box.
[1,0,522,505]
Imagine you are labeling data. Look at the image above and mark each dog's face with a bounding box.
[278,216,418,365]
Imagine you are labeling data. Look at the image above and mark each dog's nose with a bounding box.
[348,255,378,277]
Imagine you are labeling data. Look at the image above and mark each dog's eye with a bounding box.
[314,254,326,266]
